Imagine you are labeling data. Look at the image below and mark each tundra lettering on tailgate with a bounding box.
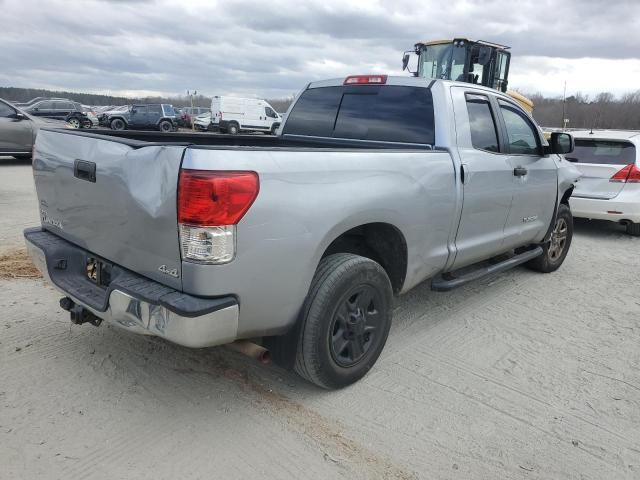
[40,209,63,230]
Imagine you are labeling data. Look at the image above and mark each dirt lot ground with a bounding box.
[1,156,639,480]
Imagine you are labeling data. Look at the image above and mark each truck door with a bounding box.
[265,105,278,129]
[451,88,514,269]
[496,99,557,249]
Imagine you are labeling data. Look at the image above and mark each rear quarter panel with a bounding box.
[181,147,457,337]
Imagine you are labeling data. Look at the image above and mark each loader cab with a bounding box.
[403,38,511,93]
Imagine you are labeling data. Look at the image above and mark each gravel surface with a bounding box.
[1,157,639,479]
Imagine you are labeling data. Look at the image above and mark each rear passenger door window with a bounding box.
[498,101,540,155]
[36,101,53,112]
[148,105,162,116]
[465,94,499,152]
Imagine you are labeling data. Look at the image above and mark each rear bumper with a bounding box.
[24,228,239,348]
[570,190,640,223]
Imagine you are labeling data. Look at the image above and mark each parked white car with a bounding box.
[193,112,212,131]
[211,96,281,135]
[568,130,640,236]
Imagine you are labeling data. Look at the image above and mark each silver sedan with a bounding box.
[0,98,66,160]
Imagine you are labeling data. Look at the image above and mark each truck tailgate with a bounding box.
[33,129,185,290]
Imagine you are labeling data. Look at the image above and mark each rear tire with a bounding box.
[294,253,393,389]
[526,203,573,273]
[159,120,172,133]
[67,117,81,129]
[627,222,640,236]
[110,118,126,130]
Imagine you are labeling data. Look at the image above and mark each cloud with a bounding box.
[0,0,639,99]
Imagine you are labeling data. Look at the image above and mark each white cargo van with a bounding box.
[211,96,281,135]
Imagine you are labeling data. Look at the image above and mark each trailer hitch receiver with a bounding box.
[59,297,103,327]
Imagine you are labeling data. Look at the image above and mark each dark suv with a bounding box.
[108,104,177,132]
[23,99,83,120]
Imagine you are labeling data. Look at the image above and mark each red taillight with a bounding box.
[178,170,259,226]
[610,163,640,183]
[343,75,388,85]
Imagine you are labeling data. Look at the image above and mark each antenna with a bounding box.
[561,80,567,130]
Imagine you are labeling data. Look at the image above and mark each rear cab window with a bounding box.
[283,85,435,145]
[568,140,636,165]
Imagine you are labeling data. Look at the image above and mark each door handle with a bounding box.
[74,159,96,183]
[460,163,469,184]
[513,166,527,177]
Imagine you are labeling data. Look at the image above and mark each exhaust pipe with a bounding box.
[225,340,271,364]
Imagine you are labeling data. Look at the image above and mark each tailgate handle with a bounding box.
[74,160,96,183]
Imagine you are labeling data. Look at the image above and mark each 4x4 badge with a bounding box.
[158,265,179,278]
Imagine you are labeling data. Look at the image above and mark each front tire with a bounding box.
[67,117,81,129]
[526,203,573,273]
[294,253,393,389]
[110,118,126,130]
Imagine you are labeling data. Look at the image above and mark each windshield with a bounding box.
[418,42,466,81]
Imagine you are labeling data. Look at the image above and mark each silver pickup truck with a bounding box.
[24,76,579,389]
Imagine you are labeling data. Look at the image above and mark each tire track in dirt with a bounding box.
[175,353,418,480]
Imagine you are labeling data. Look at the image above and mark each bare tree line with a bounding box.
[529,91,640,130]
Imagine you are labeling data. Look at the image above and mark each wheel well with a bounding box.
[561,186,574,205]
[322,223,407,294]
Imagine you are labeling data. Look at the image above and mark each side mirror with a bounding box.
[402,53,410,71]
[131,109,137,114]
[11,112,25,120]
[546,132,574,155]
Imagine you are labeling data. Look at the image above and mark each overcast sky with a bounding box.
[1,0,639,100]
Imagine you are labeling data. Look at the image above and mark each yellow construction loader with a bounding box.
[402,38,534,113]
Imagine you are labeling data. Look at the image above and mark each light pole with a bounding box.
[186,90,197,132]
